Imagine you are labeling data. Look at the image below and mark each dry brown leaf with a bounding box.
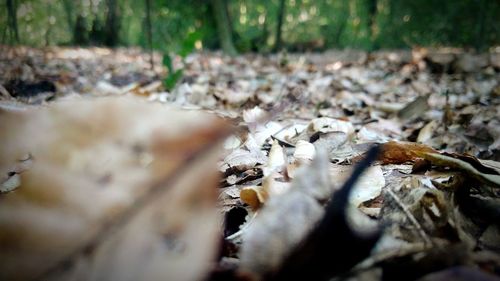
[239,152,332,277]
[330,164,385,207]
[309,117,355,136]
[418,152,500,188]
[293,140,316,162]
[0,97,229,281]
[240,186,267,210]
[379,141,438,164]
[397,94,430,120]
[417,120,438,143]
[240,173,291,211]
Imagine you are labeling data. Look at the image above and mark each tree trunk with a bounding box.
[145,0,154,70]
[73,14,88,45]
[321,0,348,48]
[104,0,121,47]
[6,0,19,43]
[45,2,52,46]
[333,19,347,47]
[90,16,105,45]
[475,0,488,51]
[367,0,378,49]
[62,0,74,38]
[366,0,377,36]
[211,0,237,56]
[1,22,7,44]
[273,0,286,52]
[256,15,269,52]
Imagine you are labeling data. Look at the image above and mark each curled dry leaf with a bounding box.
[242,106,268,125]
[418,152,500,188]
[240,186,267,210]
[358,127,390,143]
[263,140,286,176]
[379,141,438,164]
[480,159,500,174]
[223,135,242,150]
[293,140,316,162]
[373,101,405,113]
[1,173,21,193]
[240,175,291,210]
[269,146,381,281]
[214,89,252,106]
[222,148,265,172]
[273,123,307,143]
[253,121,283,147]
[0,97,229,281]
[397,94,430,120]
[239,151,332,276]
[329,164,385,207]
[240,190,323,276]
[309,117,355,136]
[417,120,438,143]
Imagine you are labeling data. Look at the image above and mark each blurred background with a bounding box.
[2,0,500,55]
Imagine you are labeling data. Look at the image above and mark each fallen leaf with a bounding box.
[293,140,316,162]
[239,152,332,276]
[417,120,438,143]
[397,94,430,120]
[240,175,291,210]
[0,96,229,281]
[330,164,385,207]
[418,152,500,188]
[379,141,438,164]
[240,186,267,210]
[263,140,286,176]
[1,173,20,193]
[309,117,355,136]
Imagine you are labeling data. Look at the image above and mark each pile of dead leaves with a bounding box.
[1,45,499,281]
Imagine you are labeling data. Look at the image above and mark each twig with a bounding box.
[343,242,427,278]
[386,188,433,246]
[270,135,295,148]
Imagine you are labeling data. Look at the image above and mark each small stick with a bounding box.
[386,188,433,246]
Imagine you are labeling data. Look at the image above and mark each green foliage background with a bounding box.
[1,0,499,52]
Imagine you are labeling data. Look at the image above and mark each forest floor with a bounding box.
[1,46,500,281]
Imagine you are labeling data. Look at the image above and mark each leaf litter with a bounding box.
[1,46,500,281]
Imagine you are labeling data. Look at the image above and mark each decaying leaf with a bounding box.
[240,175,291,210]
[243,106,268,127]
[0,97,229,281]
[1,173,21,193]
[240,185,267,210]
[268,146,381,281]
[397,94,430,120]
[4,46,500,281]
[239,151,332,276]
[293,140,316,162]
[418,152,500,188]
[239,147,381,280]
[417,120,438,143]
[309,117,355,136]
[379,141,500,189]
[379,141,438,164]
[263,140,286,176]
[330,164,386,207]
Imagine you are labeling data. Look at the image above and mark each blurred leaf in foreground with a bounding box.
[0,97,229,281]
